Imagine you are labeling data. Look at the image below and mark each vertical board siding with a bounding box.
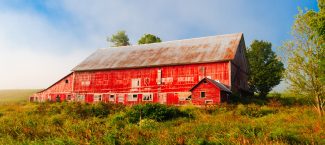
[191,81,221,105]
[34,62,233,105]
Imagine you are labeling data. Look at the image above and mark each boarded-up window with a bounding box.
[157,69,162,84]
[131,79,141,88]
[81,81,90,86]
[76,95,85,102]
[158,93,167,104]
[118,94,124,103]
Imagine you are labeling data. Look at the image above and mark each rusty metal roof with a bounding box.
[73,33,243,71]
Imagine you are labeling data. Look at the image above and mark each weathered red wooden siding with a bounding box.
[36,73,74,101]
[34,62,233,105]
[191,81,221,105]
[231,37,249,92]
[73,62,229,94]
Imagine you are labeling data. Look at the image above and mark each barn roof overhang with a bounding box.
[189,77,232,93]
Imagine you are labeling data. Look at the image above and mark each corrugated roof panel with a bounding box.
[73,33,243,71]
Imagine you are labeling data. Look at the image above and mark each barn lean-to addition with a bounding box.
[31,33,249,105]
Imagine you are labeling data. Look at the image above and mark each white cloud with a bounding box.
[0,5,92,89]
[0,0,306,91]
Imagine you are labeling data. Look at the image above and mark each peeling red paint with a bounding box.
[32,33,249,105]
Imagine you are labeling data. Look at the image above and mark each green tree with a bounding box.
[138,34,162,44]
[107,30,130,47]
[281,1,325,116]
[246,40,284,98]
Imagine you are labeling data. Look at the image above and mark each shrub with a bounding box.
[237,104,277,118]
[126,103,187,123]
[63,102,125,119]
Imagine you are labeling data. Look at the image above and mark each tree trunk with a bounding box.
[315,95,324,117]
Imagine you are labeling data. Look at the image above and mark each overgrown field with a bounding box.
[0,96,324,145]
[0,89,39,104]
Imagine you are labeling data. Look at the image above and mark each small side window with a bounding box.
[200,92,206,98]
[65,79,69,84]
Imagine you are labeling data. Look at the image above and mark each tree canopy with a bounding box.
[138,34,162,44]
[107,30,130,47]
[281,0,325,116]
[246,40,284,98]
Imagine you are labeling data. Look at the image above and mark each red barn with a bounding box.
[32,33,249,105]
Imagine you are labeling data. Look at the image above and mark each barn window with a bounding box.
[65,79,69,84]
[142,93,153,101]
[205,100,213,104]
[94,94,102,102]
[157,69,162,84]
[109,94,115,101]
[128,94,138,101]
[81,81,90,86]
[200,92,206,98]
[131,79,141,88]
[67,95,71,101]
[76,95,85,102]
[118,94,124,103]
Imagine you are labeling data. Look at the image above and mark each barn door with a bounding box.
[158,93,167,104]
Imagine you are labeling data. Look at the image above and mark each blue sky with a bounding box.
[0,0,319,90]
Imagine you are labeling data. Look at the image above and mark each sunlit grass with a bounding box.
[0,101,323,144]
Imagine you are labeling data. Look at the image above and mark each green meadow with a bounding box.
[0,91,323,144]
[0,89,39,104]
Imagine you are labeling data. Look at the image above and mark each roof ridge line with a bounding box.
[101,32,243,49]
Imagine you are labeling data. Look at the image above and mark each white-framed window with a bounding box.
[118,94,124,103]
[81,81,90,86]
[131,79,141,88]
[205,100,213,104]
[109,94,115,101]
[128,94,138,101]
[76,94,85,102]
[200,92,206,98]
[157,69,162,84]
[94,94,102,102]
[142,93,153,101]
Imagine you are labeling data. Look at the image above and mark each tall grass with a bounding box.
[0,100,323,144]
